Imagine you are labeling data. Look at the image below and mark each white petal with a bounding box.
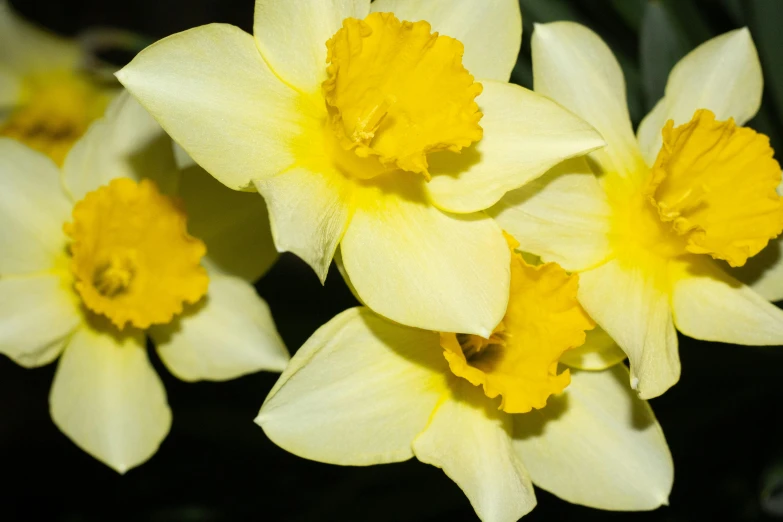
[0,139,72,274]
[427,81,605,213]
[49,322,171,473]
[0,273,80,367]
[116,24,307,191]
[512,365,673,511]
[413,381,536,522]
[532,22,646,177]
[62,91,180,201]
[151,275,288,382]
[255,166,354,283]
[578,258,680,399]
[732,234,783,302]
[181,165,277,283]
[371,0,521,82]
[559,326,627,371]
[341,177,510,337]
[257,307,448,466]
[672,258,783,345]
[0,0,81,73]
[637,28,763,166]
[635,98,667,168]
[253,0,370,93]
[490,159,613,272]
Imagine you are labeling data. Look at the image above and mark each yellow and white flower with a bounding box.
[257,239,672,522]
[115,0,605,337]
[0,0,116,165]
[0,91,288,472]
[491,22,783,399]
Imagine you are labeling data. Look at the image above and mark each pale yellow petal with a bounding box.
[0,273,80,367]
[532,22,646,177]
[341,176,510,337]
[578,258,680,399]
[732,234,783,302]
[371,0,521,82]
[0,139,71,274]
[253,0,370,93]
[49,321,171,473]
[427,81,605,213]
[0,0,81,73]
[181,165,277,283]
[116,24,308,191]
[257,307,448,465]
[413,381,536,522]
[559,326,626,371]
[151,275,288,381]
[513,365,673,511]
[637,28,763,166]
[672,257,783,345]
[255,166,354,283]
[490,159,613,272]
[62,91,180,201]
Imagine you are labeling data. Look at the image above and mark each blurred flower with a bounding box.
[0,91,288,473]
[115,0,605,338]
[0,0,116,165]
[257,240,672,522]
[491,22,783,399]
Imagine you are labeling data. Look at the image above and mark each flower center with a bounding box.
[647,109,783,267]
[0,71,108,166]
[64,178,209,329]
[322,12,483,180]
[440,235,594,414]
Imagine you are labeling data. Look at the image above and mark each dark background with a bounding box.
[3,0,783,520]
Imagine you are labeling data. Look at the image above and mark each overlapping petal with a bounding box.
[253,0,370,93]
[257,308,448,465]
[559,326,626,371]
[0,274,80,367]
[732,235,783,302]
[513,365,673,511]
[255,166,354,283]
[427,81,604,213]
[62,91,180,201]
[370,0,521,82]
[491,159,613,272]
[577,259,680,399]
[151,275,288,381]
[532,22,645,178]
[49,321,171,473]
[672,258,783,345]
[116,24,309,191]
[413,381,536,522]
[341,176,510,337]
[637,28,763,166]
[182,165,277,282]
[0,139,72,274]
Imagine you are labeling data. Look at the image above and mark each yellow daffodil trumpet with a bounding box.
[491,22,783,399]
[115,0,605,337]
[257,239,672,522]
[0,92,289,473]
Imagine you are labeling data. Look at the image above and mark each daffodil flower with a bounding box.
[115,0,605,337]
[257,238,672,522]
[0,0,116,165]
[0,92,289,472]
[491,22,783,399]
